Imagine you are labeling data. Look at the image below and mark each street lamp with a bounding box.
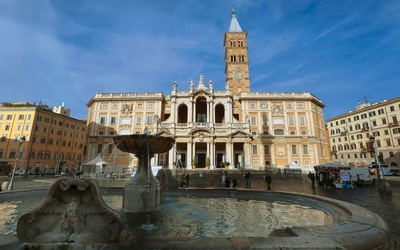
[8,136,26,191]
[369,135,389,193]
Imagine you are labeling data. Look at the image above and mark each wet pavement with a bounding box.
[1,172,400,249]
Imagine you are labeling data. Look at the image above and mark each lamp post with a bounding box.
[8,136,26,191]
[369,135,389,193]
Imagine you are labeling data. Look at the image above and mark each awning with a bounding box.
[288,161,301,169]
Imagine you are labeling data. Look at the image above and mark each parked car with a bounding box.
[8,169,26,176]
[14,170,26,175]
[39,170,56,176]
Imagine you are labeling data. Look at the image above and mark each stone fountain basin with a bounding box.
[120,188,391,249]
[113,134,175,154]
[0,187,390,249]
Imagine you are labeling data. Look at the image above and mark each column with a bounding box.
[192,142,196,169]
[208,99,212,123]
[187,141,192,168]
[209,139,215,169]
[188,99,194,123]
[168,147,174,169]
[206,142,210,168]
[209,98,214,133]
[226,99,232,123]
[271,143,276,168]
[245,140,252,169]
[226,140,233,169]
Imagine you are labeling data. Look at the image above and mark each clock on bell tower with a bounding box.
[224,10,250,94]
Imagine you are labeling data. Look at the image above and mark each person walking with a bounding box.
[265,173,272,190]
[185,173,190,187]
[244,172,251,187]
[224,176,231,188]
[319,171,324,187]
[35,168,39,179]
[232,176,238,188]
[308,171,316,189]
[221,171,227,185]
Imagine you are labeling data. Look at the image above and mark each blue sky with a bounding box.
[1,0,399,121]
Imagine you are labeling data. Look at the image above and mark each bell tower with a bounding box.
[224,10,250,94]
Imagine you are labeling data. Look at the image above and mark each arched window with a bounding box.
[177,104,188,123]
[215,104,225,123]
[196,97,207,123]
[274,129,284,136]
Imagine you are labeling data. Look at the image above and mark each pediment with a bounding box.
[228,130,252,139]
[192,130,212,137]
[154,129,174,137]
[192,89,211,97]
[189,128,213,136]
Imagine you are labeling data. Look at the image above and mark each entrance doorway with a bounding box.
[216,153,224,168]
[234,153,241,168]
[197,153,206,168]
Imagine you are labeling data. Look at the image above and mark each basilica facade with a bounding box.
[85,11,330,173]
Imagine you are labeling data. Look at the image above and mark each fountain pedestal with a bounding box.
[123,153,161,213]
[113,134,175,213]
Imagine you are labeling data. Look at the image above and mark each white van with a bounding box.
[340,168,376,186]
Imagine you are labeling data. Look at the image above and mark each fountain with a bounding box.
[113,134,175,213]
[1,133,392,249]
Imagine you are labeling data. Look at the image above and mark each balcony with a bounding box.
[389,122,399,127]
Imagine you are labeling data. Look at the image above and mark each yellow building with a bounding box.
[0,102,87,174]
[327,97,400,168]
[86,11,330,174]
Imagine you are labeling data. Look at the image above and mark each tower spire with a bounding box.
[229,9,242,32]
[224,10,250,94]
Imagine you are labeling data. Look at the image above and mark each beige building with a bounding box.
[85,11,330,174]
[0,102,87,174]
[327,97,400,168]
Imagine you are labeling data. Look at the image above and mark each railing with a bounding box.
[159,121,253,133]
[92,92,164,99]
